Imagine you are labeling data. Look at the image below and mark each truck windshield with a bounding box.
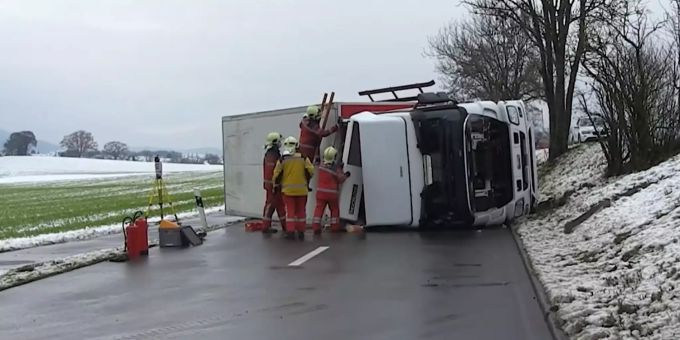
[465,115,513,212]
[413,107,473,226]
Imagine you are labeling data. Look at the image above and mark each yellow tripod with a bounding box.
[146,177,178,221]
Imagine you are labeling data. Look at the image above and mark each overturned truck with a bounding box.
[222,81,538,228]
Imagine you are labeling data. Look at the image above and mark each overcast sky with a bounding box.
[0,0,464,149]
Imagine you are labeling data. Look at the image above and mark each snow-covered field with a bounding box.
[0,156,222,184]
[518,143,680,339]
[0,157,225,244]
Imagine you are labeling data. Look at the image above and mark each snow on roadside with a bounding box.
[518,143,680,339]
[536,148,549,164]
[537,143,607,203]
[0,206,233,252]
[0,247,122,291]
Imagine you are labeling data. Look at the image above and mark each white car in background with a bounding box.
[568,126,579,145]
[577,116,608,142]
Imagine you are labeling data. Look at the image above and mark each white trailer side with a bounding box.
[222,105,341,219]
[222,102,414,221]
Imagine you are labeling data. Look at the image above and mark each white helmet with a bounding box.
[282,136,299,153]
[323,146,337,164]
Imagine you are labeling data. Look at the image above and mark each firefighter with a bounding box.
[273,136,315,240]
[262,132,286,234]
[298,105,338,162]
[312,146,350,234]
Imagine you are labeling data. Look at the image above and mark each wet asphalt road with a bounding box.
[0,225,552,340]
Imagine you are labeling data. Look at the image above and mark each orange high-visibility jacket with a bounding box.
[273,153,315,196]
[263,147,281,191]
[316,164,348,200]
[299,118,337,153]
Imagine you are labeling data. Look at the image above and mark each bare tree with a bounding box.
[581,0,678,175]
[668,0,680,139]
[103,141,129,160]
[426,13,543,101]
[60,130,98,158]
[463,0,613,160]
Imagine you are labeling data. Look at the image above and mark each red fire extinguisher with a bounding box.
[122,210,149,259]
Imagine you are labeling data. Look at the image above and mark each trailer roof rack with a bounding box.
[358,80,435,102]
[416,92,457,107]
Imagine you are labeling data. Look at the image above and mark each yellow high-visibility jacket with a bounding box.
[273,153,315,196]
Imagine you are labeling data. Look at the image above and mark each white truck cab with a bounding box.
[339,94,538,228]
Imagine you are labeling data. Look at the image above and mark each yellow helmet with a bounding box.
[264,132,282,149]
[323,146,338,164]
[282,136,299,153]
[306,105,321,120]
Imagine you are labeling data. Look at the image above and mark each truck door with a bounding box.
[339,121,364,222]
[354,112,413,226]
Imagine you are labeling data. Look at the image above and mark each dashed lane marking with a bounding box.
[288,246,329,267]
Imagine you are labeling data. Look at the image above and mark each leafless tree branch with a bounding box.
[426,13,543,101]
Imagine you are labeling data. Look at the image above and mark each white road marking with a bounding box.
[288,246,329,267]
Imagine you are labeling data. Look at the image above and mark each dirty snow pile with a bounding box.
[536,148,550,164]
[0,206,235,252]
[0,156,221,184]
[0,248,122,291]
[517,143,680,339]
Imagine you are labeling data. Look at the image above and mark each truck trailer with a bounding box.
[222,100,412,220]
[222,84,537,228]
